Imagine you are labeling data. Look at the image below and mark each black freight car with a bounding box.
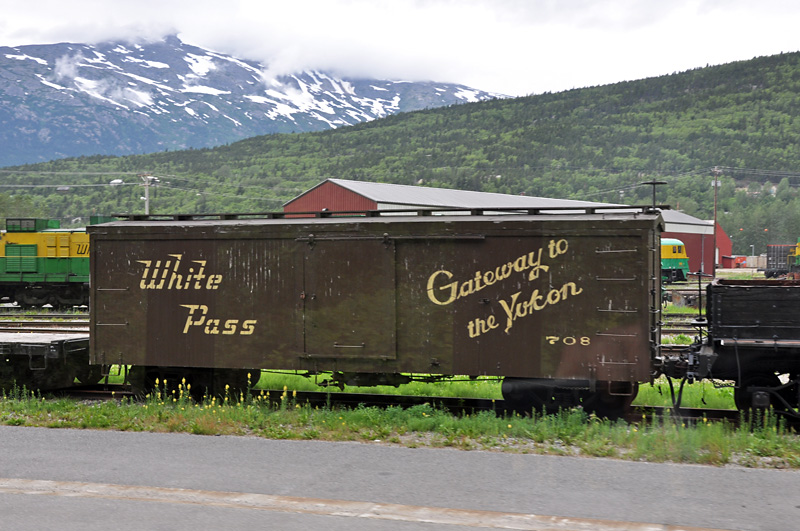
[693,279,800,412]
[88,207,663,415]
[764,244,794,278]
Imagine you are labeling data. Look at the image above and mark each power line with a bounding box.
[0,170,139,176]
[159,183,283,204]
[0,183,137,188]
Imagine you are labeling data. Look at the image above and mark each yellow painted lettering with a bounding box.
[497,291,521,334]
[191,260,207,289]
[526,249,549,281]
[426,270,458,306]
[181,304,208,333]
[166,254,185,289]
[137,260,152,289]
[549,239,569,258]
[458,278,475,299]
[222,320,238,335]
[204,318,220,335]
[241,320,257,335]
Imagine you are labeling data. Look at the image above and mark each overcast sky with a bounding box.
[2,0,799,97]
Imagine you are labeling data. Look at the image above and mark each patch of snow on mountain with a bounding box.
[120,72,173,91]
[244,95,271,105]
[74,77,99,91]
[340,81,356,95]
[83,51,121,71]
[363,98,394,117]
[223,115,242,126]
[454,88,483,102]
[123,56,169,69]
[207,52,262,75]
[125,89,153,107]
[185,54,216,77]
[181,85,231,96]
[74,77,129,108]
[36,74,67,90]
[6,53,48,65]
[264,101,299,121]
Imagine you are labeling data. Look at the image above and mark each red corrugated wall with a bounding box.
[283,181,377,213]
[663,223,731,275]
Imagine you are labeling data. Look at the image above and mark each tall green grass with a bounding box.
[0,384,796,468]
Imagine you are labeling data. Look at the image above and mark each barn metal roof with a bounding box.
[288,178,711,231]
[659,209,714,234]
[323,178,609,209]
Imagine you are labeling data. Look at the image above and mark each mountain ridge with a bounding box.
[0,35,502,166]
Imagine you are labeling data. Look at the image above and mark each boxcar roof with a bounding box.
[89,207,663,234]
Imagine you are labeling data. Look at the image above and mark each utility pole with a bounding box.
[712,167,721,274]
[139,173,158,215]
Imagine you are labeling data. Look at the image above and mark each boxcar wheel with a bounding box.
[185,368,260,401]
[582,382,638,421]
[501,377,578,416]
[75,365,105,385]
[734,372,784,411]
[213,369,260,399]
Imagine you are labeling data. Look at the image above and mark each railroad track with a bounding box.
[661,312,708,335]
[0,319,89,333]
[0,310,88,317]
[0,315,89,333]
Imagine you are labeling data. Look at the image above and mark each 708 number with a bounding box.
[545,336,591,346]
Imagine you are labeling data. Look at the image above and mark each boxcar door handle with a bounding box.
[333,343,365,348]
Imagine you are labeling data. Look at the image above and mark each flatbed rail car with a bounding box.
[0,332,94,390]
[89,206,663,415]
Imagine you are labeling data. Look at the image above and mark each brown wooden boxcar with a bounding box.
[89,207,662,413]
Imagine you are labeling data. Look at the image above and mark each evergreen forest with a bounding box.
[5,51,800,254]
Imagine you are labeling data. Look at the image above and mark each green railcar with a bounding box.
[0,218,89,307]
[661,238,689,283]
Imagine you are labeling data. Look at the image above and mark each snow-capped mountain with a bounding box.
[0,35,503,167]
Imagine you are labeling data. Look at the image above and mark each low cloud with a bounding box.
[52,53,153,107]
[5,0,800,97]
[54,53,82,81]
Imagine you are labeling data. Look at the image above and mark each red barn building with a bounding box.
[660,209,732,274]
[284,178,730,276]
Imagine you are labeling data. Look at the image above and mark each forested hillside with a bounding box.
[5,52,800,253]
